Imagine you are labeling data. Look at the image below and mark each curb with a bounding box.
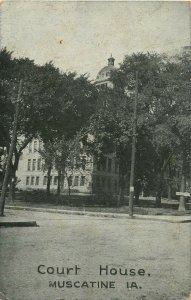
[5,205,191,223]
[0,220,38,227]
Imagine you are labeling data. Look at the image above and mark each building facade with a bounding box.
[16,56,119,194]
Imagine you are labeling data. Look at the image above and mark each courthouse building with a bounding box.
[16,56,120,194]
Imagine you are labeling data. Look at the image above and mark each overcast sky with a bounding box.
[0,1,190,79]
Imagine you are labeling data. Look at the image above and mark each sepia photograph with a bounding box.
[0,1,191,300]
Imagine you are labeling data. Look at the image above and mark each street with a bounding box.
[0,210,190,300]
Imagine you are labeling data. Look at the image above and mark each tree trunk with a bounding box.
[46,166,52,197]
[8,152,20,202]
[68,177,71,197]
[167,163,172,201]
[0,81,22,216]
[155,172,163,208]
[57,169,61,196]
[167,183,172,201]
[119,174,125,205]
[155,155,172,208]
[134,181,141,205]
[178,151,187,212]
[134,189,140,205]
[8,168,15,203]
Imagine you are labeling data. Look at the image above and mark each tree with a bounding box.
[87,53,168,206]
[0,48,97,210]
[151,51,191,210]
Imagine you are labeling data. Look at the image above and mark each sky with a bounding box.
[0,1,190,79]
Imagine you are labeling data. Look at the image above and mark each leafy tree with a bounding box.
[0,48,97,209]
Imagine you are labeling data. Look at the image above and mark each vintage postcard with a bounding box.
[0,1,191,300]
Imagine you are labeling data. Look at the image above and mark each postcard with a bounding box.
[0,1,191,300]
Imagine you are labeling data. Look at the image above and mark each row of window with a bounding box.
[27,159,41,171]
[26,176,40,186]
[95,176,118,191]
[26,175,86,187]
[28,140,43,153]
[97,157,118,173]
[69,175,85,187]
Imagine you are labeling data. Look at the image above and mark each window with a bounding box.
[96,176,100,188]
[31,176,34,185]
[34,140,38,152]
[101,158,107,171]
[32,159,36,171]
[80,176,85,186]
[20,152,23,160]
[43,176,47,185]
[68,176,73,187]
[74,176,79,187]
[54,176,58,185]
[107,177,111,190]
[115,180,118,192]
[39,140,43,151]
[50,176,52,185]
[26,176,30,185]
[81,156,86,170]
[102,177,105,188]
[37,158,41,171]
[28,142,32,153]
[115,160,118,174]
[35,176,39,186]
[108,158,112,173]
[27,159,31,171]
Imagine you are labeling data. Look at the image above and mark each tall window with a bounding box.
[102,177,105,188]
[35,176,39,186]
[81,156,86,170]
[37,158,41,171]
[31,176,34,185]
[32,159,36,171]
[101,157,107,171]
[115,160,118,174]
[50,176,52,185]
[28,142,32,153]
[34,140,38,152]
[80,176,85,186]
[39,140,43,151]
[26,176,30,185]
[43,176,47,185]
[115,180,118,192]
[108,158,112,173]
[27,159,31,171]
[54,176,58,185]
[68,176,73,187]
[74,176,79,186]
[107,177,111,190]
[97,161,101,171]
[96,176,100,188]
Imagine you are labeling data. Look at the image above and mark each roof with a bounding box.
[95,55,115,83]
[96,64,115,82]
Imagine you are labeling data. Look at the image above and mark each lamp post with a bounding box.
[129,72,138,217]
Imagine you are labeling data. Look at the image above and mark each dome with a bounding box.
[96,55,115,82]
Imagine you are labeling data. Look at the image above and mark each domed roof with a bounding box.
[96,55,115,82]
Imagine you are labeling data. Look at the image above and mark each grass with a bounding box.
[5,190,191,216]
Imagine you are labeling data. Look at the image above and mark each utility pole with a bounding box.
[0,80,22,216]
[129,72,138,217]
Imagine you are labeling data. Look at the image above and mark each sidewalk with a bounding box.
[3,205,191,223]
[0,207,38,227]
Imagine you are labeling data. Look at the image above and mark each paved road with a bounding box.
[0,210,190,300]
